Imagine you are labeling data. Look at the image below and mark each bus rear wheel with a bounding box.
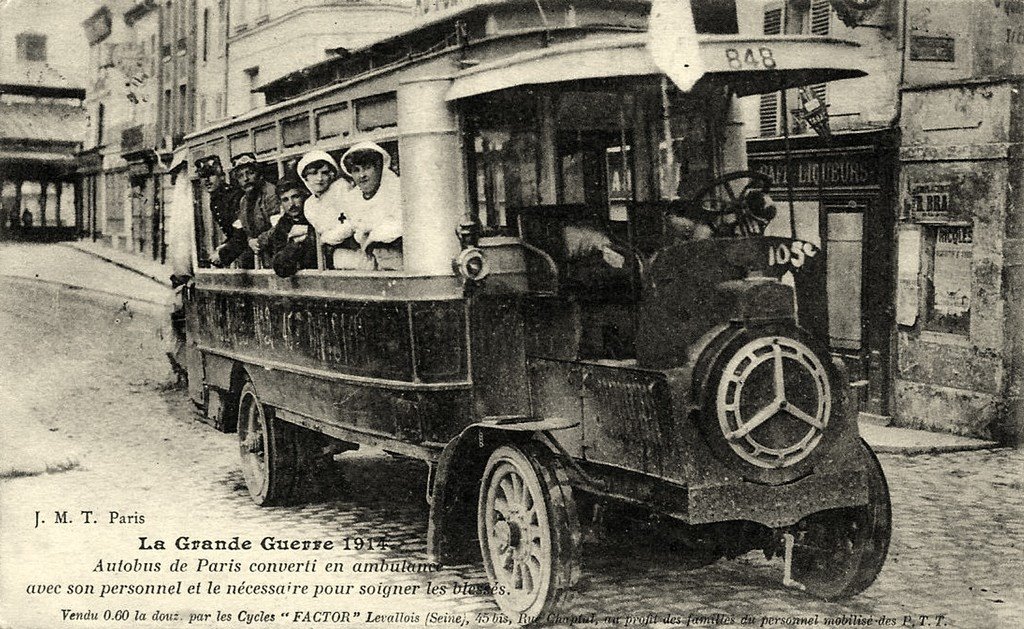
[791,440,892,600]
[478,444,580,624]
[237,380,297,506]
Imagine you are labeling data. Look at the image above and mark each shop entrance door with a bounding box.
[826,198,893,416]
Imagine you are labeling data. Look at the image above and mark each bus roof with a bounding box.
[446,33,866,101]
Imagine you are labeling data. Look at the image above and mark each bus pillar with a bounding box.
[397,76,464,275]
[722,93,748,173]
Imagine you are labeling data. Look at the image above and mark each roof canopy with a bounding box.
[447,34,867,101]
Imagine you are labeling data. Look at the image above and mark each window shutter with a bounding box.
[763,6,783,35]
[808,0,830,125]
[810,0,831,36]
[759,5,784,137]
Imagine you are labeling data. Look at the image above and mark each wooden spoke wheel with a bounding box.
[237,380,297,506]
[478,444,580,623]
[791,441,892,600]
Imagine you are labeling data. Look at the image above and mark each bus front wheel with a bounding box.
[478,444,580,624]
[791,440,892,600]
[237,380,297,506]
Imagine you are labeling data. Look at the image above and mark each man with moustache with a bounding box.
[211,153,279,268]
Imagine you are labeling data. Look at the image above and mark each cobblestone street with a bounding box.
[0,246,1022,629]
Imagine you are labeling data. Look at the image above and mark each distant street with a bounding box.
[0,244,1021,629]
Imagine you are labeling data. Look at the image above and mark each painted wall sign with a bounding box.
[910,36,956,62]
[906,182,953,223]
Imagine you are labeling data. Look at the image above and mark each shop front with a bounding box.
[748,129,899,417]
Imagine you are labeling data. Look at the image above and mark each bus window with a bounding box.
[281,156,301,180]
[281,113,310,148]
[660,87,727,202]
[553,90,636,243]
[466,92,540,235]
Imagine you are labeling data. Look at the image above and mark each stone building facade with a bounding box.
[746,0,1024,444]
[223,0,413,118]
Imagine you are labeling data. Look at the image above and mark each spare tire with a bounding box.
[697,322,842,485]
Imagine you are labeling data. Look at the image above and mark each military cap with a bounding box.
[231,152,260,173]
[195,155,224,178]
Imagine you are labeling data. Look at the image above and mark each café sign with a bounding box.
[750,153,876,190]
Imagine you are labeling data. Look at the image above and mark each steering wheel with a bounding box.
[683,170,775,237]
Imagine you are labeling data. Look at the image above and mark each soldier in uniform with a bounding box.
[211,153,280,268]
[195,155,242,245]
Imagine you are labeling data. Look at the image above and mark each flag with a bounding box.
[648,0,704,91]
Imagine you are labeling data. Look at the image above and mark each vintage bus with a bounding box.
[181,0,890,621]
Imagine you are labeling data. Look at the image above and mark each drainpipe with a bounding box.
[1003,83,1024,445]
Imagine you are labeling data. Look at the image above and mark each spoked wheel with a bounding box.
[478,444,581,624]
[791,440,892,600]
[237,380,297,506]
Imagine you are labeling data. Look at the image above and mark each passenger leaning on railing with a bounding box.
[195,155,243,246]
[296,150,372,271]
[338,141,403,271]
[263,176,318,278]
[211,153,280,269]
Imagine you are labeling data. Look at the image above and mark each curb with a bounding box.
[858,421,1001,455]
[870,442,1004,455]
[60,242,171,288]
[0,274,172,308]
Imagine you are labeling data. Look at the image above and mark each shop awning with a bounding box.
[446,33,868,101]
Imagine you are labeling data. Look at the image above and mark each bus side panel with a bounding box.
[239,367,471,445]
[190,288,471,383]
[468,295,532,419]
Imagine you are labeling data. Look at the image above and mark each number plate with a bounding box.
[724,47,777,70]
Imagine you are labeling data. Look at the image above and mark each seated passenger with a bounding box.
[339,141,403,271]
[195,155,242,245]
[254,177,318,277]
[296,150,371,271]
[211,153,280,268]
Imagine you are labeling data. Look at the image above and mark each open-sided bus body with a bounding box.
[183,0,890,620]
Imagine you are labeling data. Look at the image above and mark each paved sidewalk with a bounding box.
[63,239,171,287]
[0,242,173,306]
[859,417,1000,454]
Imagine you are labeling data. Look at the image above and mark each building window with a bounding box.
[16,33,47,62]
[202,8,210,61]
[758,6,783,137]
[217,0,226,50]
[96,103,106,146]
[234,0,247,32]
[163,88,172,135]
[178,84,189,134]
